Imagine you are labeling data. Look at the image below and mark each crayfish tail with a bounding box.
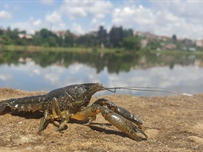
[0,95,45,113]
[0,100,9,114]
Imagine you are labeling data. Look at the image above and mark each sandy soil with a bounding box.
[0,88,203,152]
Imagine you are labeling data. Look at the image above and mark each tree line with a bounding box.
[0,26,141,51]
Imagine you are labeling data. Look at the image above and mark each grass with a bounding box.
[1,44,203,55]
[0,45,120,53]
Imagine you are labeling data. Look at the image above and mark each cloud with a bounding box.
[11,17,43,34]
[72,23,84,35]
[45,11,62,24]
[90,17,105,31]
[32,18,42,26]
[0,10,12,19]
[151,0,203,21]
[0,74,12,81]
[44,72,60,84]
[40,0,55,5]
[112,5,154,29]
[60,0,113,19]
[1,0,202,39]
[60,0,112,31]
[111,1,203,39]
[10,13,66,34]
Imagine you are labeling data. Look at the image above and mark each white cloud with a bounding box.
[10,15,67,34]
[111,1,203,39]
[112,5,154,29]
[40,0,55,5]
[90,16,106,31]
[72,23,84,35]
[1,0,202,39]
[11,17,43,34]
[60,0,113,19]
[32,19,42,26]
[0,74,12,81]
[0,10,12,19]
[90,17,105,31]
[44,72,60,84]
[42,63,99,87]
[45,11,62,24]
[151,0,203,20]
[88,1,112,16]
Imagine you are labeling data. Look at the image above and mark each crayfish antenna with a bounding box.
[181,93,193,96]
[104,86,192,96]
[104,88,116,93]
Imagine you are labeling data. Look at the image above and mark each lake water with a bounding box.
[0,50,203,96]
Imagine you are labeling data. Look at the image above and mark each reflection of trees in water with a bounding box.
[0,50,202,73]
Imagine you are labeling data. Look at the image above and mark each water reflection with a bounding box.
[0,50,203,96]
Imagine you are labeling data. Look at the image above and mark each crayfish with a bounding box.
[0,83,184,141]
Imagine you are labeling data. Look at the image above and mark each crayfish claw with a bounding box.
[101,107,147,141]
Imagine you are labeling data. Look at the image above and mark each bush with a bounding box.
[122,36,141,51]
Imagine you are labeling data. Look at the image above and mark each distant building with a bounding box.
[164,43,176,50]
[53,31,66,39]
[88,31,98,37]
[133,31,137,37]
[196,40,203,47]
[18,34,33,44]
[182,38,195,47]
[158,36,171,41]
[18,34,33,39]
[141,39,148,48]
[72,33,80,40]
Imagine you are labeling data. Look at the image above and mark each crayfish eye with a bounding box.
[83,83,100,91]
[82,83,93,90]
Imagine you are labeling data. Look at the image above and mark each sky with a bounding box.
[0,0,203,39]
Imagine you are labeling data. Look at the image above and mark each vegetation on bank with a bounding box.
[1,44,203,56]
[0,26,202,53]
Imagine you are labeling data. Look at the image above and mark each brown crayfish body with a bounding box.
[0,83,148,141]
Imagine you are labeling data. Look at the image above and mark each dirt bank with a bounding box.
[0,88,203,152]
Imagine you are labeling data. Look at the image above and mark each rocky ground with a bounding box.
[0,88,203,152]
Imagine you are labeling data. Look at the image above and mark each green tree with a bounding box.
[109,26,123,48]
[172,34,177,42]
[39,28,52,39]
[32,34,43,46]
[123,29,133,38]
[147,40,161,50]
[2,34,12,45]
[15,38,27,45]
[77,34,96,47]
[64,31,75,47]
[122,36,141,51]
[48,37,58,47]
[97,26,107,47]
[36,28,59,47]
[0,28,4,36]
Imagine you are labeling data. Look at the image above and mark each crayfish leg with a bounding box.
[38,109,54,134]
[38,98,71,133]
